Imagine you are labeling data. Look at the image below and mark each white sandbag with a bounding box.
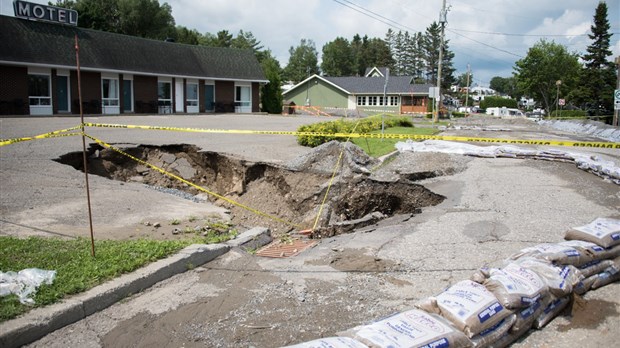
[282,337,369,348]
[339,309,473,348]
[510,296,550,333]
[558,240,610,261]
[574,275,596,295]
[589,256,620,290]
[564,217,620,248]
[508,243,591,266]
[598,244,620,260]
[417,280,512,338]
[511,258,582,297]
[470,315,516,348]
[481,263,548,309]
[532,296,570,329]
[577,259,614,278]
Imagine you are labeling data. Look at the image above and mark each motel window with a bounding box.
[101,78,119,106]
[186,83,198,106]
[28,74,51,106]
[158,82,171,103]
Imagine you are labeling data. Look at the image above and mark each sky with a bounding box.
[2,0,619,86]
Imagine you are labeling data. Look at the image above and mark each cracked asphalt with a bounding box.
[1,114,619,347]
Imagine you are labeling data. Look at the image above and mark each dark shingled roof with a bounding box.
[0,15,266,81]
[323,76,433,94]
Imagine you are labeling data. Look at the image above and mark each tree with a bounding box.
[350,34,367,76]
[576,1,616,116]
[260,50,283,114]
[490,76,518,97]
[514,39,581,115]
[201,30,234,47]
[456,71,473,88]
[117,0,175,39]
[56,0,176,40]
[321,37,353,76]
[422,22,455,89]
[283,39,319,83]
[364,37,394,72]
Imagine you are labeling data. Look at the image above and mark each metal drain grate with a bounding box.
[255,239,318,258]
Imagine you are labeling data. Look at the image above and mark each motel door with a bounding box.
[123,80,133,112]
[175,80,184,113]
[235,85,251,113]
[56,75,69,113]
[205,84,214,111]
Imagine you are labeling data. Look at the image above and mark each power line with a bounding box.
[451,28,620,37]
[446,28,524,59]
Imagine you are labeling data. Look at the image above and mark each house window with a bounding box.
[378,96,385,106]
[186,83,198,106]
[101,78,119,106]
[389,96,399,106]
[357,96,366,106]
[28,74,51,106]
[368,96,377,106]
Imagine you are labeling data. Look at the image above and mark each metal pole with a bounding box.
[465,63,470,110]
[75,34,96,257]
[435,0,447,123]
[382,68,389,139]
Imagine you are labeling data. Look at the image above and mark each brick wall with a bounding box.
[252,82,260,113]
[0,65,28,115]
[215,80,234,112]
[70,70,101,114]
[134,75,157,113]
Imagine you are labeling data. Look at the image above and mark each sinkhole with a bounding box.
[55,143,445,237]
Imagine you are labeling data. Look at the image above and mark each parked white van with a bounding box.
[486,107,524,117]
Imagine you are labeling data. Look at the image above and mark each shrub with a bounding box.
[480,96,518,109]
[549,110,587,118]
[296,115,413,147]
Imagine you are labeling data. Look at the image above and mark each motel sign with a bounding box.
[13,0,78,26]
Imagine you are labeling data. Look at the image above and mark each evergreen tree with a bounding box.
[423,22,442,84]
[577,1,615,116]
[260,51,283,114]
[321,37,353,76]
[351,34,367,76]
[283,39,319,83]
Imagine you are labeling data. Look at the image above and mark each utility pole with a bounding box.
[614,56,619,127]
[434,0,448,123]
[465,63,470,111]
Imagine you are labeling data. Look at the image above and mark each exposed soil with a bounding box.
[55,141,445,237]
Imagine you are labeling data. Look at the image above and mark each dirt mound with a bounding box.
[286,140,379,177]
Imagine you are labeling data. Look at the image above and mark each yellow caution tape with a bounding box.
[83,123,620,148]
[0,126,82,147]
[82,133,304,230]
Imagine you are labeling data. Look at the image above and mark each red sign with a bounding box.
[558,99,565,106]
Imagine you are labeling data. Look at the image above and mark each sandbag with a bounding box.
[532,296,570,329]
[558,240,610,261]
[510,296,550,333]
[564,217,620,248]
[508,243,591,267]
[479,263,548,309]
[511,258,582,297]
[282,337,368,348]
[589,256,620,290]
[470,315,516,348]
[577,259,614,278]
[339,309,473,348]
[417,280,512,338]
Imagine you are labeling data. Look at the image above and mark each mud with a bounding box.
[55,143,445,236]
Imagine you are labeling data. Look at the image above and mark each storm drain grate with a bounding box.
[255,239,318,258]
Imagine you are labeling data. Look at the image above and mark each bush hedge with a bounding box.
[548,110,587,118]
[296,115,413,147]
[480,96,518,109]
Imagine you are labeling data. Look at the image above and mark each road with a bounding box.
[1,114,619,347]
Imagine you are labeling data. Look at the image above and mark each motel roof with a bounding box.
[0,15,267,82]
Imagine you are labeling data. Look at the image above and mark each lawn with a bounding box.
[0,232,235,322]
[351,126,441,157]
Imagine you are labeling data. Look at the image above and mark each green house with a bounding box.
[282,67,433,116]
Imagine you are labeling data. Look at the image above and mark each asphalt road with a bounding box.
[1,114,619,347]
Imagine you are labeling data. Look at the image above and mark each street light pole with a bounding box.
[434,0,447,123]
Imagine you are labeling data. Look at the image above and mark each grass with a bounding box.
[351,126,441,157]
[0,234,234,322]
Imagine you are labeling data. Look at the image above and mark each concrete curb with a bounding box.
[0,243,230,348]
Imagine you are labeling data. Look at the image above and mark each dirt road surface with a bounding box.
[1,114,619,347]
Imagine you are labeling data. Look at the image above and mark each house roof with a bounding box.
[0,15,267,82]
[323,76,432,94]
[364,67,389,77]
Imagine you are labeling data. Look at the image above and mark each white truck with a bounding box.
[486,107,524,117]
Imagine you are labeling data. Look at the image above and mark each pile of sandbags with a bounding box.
[283,217,620,348]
